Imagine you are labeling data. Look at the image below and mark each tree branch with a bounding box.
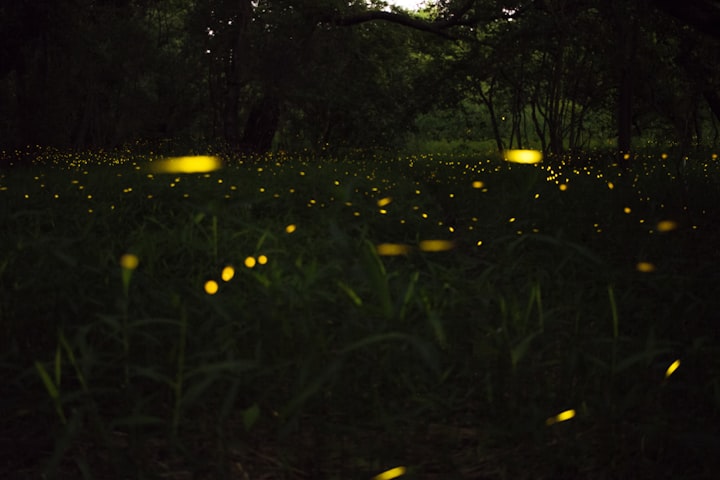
[327,0,479,40]
[652,0,720,38]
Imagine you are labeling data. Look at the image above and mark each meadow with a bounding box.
[1,149,720,479]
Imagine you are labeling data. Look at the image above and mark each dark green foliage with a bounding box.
[1,150,719,478]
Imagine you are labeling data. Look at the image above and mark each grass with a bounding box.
[1,148,720,479]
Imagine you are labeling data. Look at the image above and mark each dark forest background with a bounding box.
[1,0,719,157]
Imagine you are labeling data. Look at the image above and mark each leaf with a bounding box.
[360,239,393,319]
[337,280,363,306]
[510,331,540,369]
[242,403,261,431]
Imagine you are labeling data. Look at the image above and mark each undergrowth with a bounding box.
[1,151,719,479]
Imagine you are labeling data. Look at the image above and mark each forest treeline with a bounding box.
[1,0,719,157]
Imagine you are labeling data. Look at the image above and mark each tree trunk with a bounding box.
[240,96,280,155]
[222,0,253,148]
[617,16,639,163]
[704,90,720,124]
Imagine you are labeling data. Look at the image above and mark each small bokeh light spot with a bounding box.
[221,265,235,282]
[245,256,257,268]
[285,224,297,233]
[204,280,219,295]
[120,254,139,270]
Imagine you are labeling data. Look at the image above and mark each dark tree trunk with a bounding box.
[222,0,253,148]
[704,90,720,124]
[617,15,639,163]
[240,96,280,155]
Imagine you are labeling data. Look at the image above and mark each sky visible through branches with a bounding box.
[387,0,425,11]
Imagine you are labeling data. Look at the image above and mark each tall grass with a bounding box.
[1,150,719,479]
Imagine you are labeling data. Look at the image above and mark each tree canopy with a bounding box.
[1,0,718,157]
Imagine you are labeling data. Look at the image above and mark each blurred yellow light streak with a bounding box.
[636,262,656,272]
[504,149,543,164]
[150,155,222,174]
[419,240,455,252]
[373,466,407,480]
[656,220,678,232]
[377,197,392,207]
[376,243,413,256]
[545,409,575,426]
[665,359,680,379]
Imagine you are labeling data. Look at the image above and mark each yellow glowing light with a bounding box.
[245,256,257,268]
[472,180,485,189]
[150,155,222,174]
[636,262,656,272]
[377,197,392,207]
[504,149,543,164]
[607,182,614,190]
[285,224,297,233]
[656,220,678,232]
[665,359,680,379]
[258,255,268,265]
[623,153,631,160]
[204,280,219,295]
[559,184,568,191]
[221,265,235,282]
[661,153,668,160]
[373,466,407,480]
[419,240,455,252]
[624,207,632,214]
[376,243,413,256]
[120,254,139,270]
[545,409,576,426]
